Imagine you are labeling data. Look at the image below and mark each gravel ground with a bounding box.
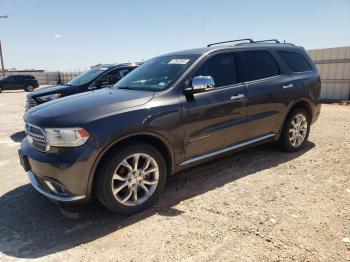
[0,90,349,261]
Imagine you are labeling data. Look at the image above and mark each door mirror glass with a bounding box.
[185,76,215,94]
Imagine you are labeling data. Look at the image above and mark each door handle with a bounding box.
[283,83,294,89]
[230,94,245,100]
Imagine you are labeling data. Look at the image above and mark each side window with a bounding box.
[99,69,121,85]
[118,68,130,78]
[194,53,237,87]
[240,51,280,82]
[277,51,312,72]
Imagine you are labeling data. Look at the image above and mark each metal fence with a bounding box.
[307,47,350,103]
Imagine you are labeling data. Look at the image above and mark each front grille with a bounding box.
[25,123,49,152]
[26,97,37,111]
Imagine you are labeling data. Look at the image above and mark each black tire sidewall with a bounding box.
[280,108,310,152]
[25,85,34,92]
[95,143,167,215]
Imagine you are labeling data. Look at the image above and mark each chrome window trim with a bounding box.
[243,74,284,85]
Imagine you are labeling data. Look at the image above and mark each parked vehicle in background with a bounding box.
[25,63,139,110]
[0,75,39,93]
[19,39,321,216]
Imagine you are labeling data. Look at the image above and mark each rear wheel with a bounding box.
[279,108,310,152]
[94,142,167,215]
[25,85,34,92]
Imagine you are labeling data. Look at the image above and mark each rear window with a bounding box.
[277,51,312,72]
[240,51,280,82]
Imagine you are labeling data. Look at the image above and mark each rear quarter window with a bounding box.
[239,51,280,82]
[277,51,312,72]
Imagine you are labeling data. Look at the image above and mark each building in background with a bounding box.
[308,46,350,102]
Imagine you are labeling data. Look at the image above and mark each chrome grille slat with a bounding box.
[25,123,48,152]
[26,97,37,110]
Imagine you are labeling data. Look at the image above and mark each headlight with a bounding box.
[45,128,89,147]
[37,93,62,102]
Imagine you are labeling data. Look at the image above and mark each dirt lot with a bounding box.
[0,90,349,261]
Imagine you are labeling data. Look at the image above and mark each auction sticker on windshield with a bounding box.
[168,59,190,64]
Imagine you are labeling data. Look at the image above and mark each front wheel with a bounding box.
[94,143,167,215]
[279,108,310,152]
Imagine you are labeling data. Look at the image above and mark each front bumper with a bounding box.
[28,170,86,202]
[19,137,97,203]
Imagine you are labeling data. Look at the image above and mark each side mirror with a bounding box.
[184,76,215,95]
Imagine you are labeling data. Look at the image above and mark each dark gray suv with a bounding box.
[19,39,321,215]
[0,75,39,93]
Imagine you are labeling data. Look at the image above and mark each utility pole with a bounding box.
[0,14,8,77]
[0,40,4,76]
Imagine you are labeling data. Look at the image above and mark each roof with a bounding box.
[98,62,141,69]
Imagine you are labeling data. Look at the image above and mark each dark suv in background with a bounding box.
[19,39,321,215]
[0,75,39,93]
[25,63,139,110]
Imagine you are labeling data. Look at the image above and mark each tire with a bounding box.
[94,142,167,215]
[279,108,310,152]
[0,86,2,93]
[25,85,34,92]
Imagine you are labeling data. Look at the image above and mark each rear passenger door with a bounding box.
[17,75,27,88]
[238,50,288,139]
[181,52,247,159]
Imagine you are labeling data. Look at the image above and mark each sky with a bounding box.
[0,0,349,71]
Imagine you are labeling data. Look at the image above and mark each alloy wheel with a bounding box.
[111,153,159,206]
[289,113,308,147]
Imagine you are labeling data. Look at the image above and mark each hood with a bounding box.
[28,84,80,98]
[25,88,154,126]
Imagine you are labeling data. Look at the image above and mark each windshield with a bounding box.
[114,55,198,91]
[67,67,109,86]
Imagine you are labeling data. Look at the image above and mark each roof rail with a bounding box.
[254,39,280,44]
[207,38,254,47]
[236,39,296,46]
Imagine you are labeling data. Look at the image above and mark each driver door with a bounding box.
[5,76,17,90]
[181,53,247,160]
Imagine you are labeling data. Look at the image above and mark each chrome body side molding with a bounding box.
[180,133,275,166]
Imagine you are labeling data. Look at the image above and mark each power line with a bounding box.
[10,0,27,16]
